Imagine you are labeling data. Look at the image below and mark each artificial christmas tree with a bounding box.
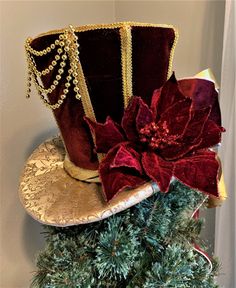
[19,22,226,287]
[31,181,220,288]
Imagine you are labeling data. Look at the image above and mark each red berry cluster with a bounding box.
[139,121,179,150]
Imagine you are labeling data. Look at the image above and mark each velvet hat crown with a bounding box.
[20,22,226,226]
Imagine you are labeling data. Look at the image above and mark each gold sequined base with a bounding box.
[19,137,157,226]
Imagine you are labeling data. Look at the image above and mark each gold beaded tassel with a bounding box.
[25,35,60,100]
[66,25,105,162]
[66,25,96,121]
[26,62,32,99]
[65,26,82,101]
[25,26,83,110]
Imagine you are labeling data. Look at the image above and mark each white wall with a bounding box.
[115,0,225,80]
[0,1,225,287]
[0,1,115,287]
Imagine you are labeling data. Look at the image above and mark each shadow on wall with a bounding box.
[22,214,45,265]
[200,208,216,255]
[25,128,59,159]
[198,0,225,256]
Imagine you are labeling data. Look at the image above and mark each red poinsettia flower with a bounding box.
[85,74,225,201]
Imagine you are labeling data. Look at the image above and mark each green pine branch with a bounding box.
[31,181,219,288]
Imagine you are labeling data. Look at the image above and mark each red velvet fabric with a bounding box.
[142,151,174,192]
[99,143,147,201]
[30,25,175,170]
[85,116,125,153]
[111,144,143,173]
[132,27,175,105]
[174,150,219,197]
[121,97,153,142]
[86,74,224,201]
[178,78,221,126]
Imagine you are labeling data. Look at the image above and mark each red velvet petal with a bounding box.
[150,88,162,119]
[155,73,186,119]
[159,107,210,160]
[122,97,153,141]
[159,140,201,161]
[99,144,147,201]
[197,120,224,149]
[158,98,192,136]
[110,143,143,174]
[182,106,211,143]
[121,97,140,141]
[84,116,125,153]
[142,151,174,192]
[178,78,221,126]
[174,150,219,197]
[136,98,154,131]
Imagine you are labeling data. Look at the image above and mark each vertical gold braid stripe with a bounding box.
[75,59,96,121]
[74,53,105,162]
[167,28,179,79]
[120,25,133,108]
[67,28,105,163]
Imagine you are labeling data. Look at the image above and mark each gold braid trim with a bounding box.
[67,26,104,163]
[27,22,178,111]
[73,48,96,120]
[120,25,133,108]
[167,27,179,79]
[32,22,178,83]
[34,22,177,37]
[69,50,104,162]
[73,54,105,162]
[67,26,96,121]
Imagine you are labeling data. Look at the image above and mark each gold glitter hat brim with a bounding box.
[19,136,158,227]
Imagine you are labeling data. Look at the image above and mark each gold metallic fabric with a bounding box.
[19,137,227,226]
[195,69,220,90]
[195,69,227,206]
[19,137,156,226]
[64,155,100,183]
[208,173,227,208]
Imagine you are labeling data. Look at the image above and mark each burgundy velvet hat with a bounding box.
[19,22,226,226]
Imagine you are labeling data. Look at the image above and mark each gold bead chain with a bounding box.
[31,70,73,109]
[25,26,81,109]
[27,50,67,77]
[33,22,178,85]
[65,26,82,101]
[25,35,62,56]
